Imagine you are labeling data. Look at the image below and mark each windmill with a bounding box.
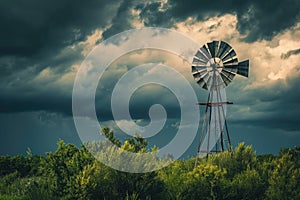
[192,41,249,166]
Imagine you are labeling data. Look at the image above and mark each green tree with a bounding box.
[227,169,264,200]
[101,127,121,147]
[39,140,94,198]
[209,142,257,178]
[266,153,300,200]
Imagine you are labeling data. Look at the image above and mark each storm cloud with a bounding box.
[154,0,300,42]
[0,0,120,57]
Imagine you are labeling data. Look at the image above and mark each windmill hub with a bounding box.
[206,57,223,74]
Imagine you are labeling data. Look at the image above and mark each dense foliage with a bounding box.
[0,128,299,200]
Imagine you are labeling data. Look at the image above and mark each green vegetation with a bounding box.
[0,127,299,199]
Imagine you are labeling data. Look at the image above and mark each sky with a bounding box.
[0,0,300,157]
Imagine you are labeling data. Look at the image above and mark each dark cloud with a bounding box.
[102,0,135,39]
[0,84,72,115]
[0,44,85,115]
[281,48,300,59]
[0,0,122,116]
[138,0,300,42]
[101,1,174,39]
[0,0,119,57]
[234,0,300,42]
[0,0,122,85]
[137,1,174,27]
[1,0,298,60]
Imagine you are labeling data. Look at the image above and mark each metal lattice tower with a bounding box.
[192,41,249,166]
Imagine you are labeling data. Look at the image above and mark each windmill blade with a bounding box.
[213,41,220,57]
[200,71,210,80]
[200,45,212,60]
[192,57,207,66]
[222,68,236,76]
[196,72,210,89]
[220,69,236,86]
[220,72,232,86]
[196,77,206,88]
[207,41,219,57]
[217,41,232,58]
[223,67,238,74]
[193,68,207,78]
[221,49,237,62]
[195,50,209,63]
[220,70,235,86]
[223,58,238,65]
[192,65,207,72]
[221,68,236,79]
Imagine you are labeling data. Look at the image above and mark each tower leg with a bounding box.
[216,86,225,152]
[216,86,232,152]
[224,119,232,151]
[195,93,210,167]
